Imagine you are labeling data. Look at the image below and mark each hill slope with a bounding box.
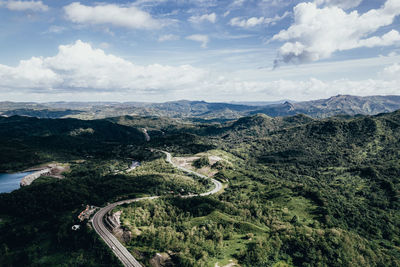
[253,95,400,118]
[0,116,146,171]
[0,111,399,266]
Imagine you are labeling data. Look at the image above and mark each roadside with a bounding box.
[91,150,225,267]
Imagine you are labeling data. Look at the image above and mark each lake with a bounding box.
[0,171,34,193]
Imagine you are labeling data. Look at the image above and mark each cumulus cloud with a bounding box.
[0,57,61,89]
[380,63,400,80]
[230,11,290,28]
[188,13,216,24]
[1,0,48,11]
[1,41,400,101]
[383,63,400,75]
[288,78,399,99]
[64,2,162,30]
[0,40,207,92]
[314,0,362,9]
[186,34,209,48]
[358,30,400,47]
[158,34,179,42]
[273,0,400,66]
[209,76,400,101]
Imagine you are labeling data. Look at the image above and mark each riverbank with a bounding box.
[20,168,51,187]
[20,164,69,187]
[0,171,35,193]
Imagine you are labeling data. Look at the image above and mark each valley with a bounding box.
[2,0,400,266]
[0,106,399,266]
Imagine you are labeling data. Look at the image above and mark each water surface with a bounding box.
[0,171,34,193]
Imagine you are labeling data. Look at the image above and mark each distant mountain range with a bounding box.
[229,100,295,106]
[1,95,400,120]
[252,95,400,118]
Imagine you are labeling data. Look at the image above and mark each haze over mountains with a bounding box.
[1,95,400,120]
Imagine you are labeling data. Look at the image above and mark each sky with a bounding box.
[0,0,399,102]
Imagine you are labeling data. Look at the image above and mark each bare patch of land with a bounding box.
[172,153,223,177]
[215,259,240,267]
[20,163,70,186]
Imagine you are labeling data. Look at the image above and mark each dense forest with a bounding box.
[0,110,399,266]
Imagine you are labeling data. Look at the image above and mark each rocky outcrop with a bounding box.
[142,128,150,141]
[20,164,68,187]
[149,252,173,267]
[20,168,51,186]
[105,210,132,244]
[104,210,121,230]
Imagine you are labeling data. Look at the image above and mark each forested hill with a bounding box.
[251,110,400,166]
[0,116,146,172]
[0,115,144,141]
[204,110,400,266]
[218,109,400,168]
[0,110,399,266]
[221,110,400,237]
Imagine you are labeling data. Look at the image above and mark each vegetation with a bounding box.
[0,109,400,266]
[192,156,210,169]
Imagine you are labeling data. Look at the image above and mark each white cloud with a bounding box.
[188,13,216,24]
[380,63,400,79]
[258,0,291,9]
[64,2,162,30]
[47,25,66,34]
[0,40,207,92]
[1,0,48,11]
[3,75,399,102]
[232,0,246,7]
[230,12,290,28]
[273,0,400,66]
[158,34,180,42]
[230,17,264,28]
[208,77,400,102]
[1,41,400,102]
[358,30,400,47]
[186,34,209,48]
[0,57,61,89]
[315,0,362,9]
[383,63,400,75]
[132,0,169,7]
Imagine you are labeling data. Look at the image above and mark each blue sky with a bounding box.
[0,0,399,102]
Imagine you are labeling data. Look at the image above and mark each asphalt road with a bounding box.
[92,151,223,267]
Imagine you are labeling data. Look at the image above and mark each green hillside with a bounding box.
[0,111,399,266]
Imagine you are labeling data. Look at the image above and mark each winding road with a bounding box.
[91,151,223,267]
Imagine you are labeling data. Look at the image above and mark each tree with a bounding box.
[192,156,210,168]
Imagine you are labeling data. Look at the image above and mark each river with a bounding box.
[0,171,34,193]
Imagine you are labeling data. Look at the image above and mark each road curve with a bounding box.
[92,151,223,267]
[163,151,222,196]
